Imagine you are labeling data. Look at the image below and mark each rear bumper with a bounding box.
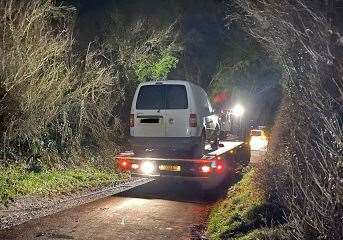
[132,173,209,180]
[131,172,225,189]
[130,136,200,152]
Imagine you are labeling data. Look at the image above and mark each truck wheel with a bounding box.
[193,133,205,158]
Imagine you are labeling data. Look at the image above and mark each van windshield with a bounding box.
[136,84,188,110]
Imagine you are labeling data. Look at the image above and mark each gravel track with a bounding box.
[0,177,154,229]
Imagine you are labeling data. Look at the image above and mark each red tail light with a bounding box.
[217,164,223,171]
[214,157,224,173]
[117,157,132,171]
[129,114,134,127]
[121,161,128,167]
[189,113,197,127]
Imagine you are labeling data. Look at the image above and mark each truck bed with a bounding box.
[115,141,250,183]
[207,141,243,156]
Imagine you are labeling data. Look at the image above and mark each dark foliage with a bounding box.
[232,0,343,239]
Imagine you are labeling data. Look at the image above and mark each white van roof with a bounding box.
[139,80,192,86]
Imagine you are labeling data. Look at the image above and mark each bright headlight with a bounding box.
[232,104,245,117]
[250,137,268,150]
[141,161,155,175]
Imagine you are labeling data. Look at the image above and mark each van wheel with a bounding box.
[219,130,226,141]
[193,133,205,158]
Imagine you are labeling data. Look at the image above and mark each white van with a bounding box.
[129,80,220,157]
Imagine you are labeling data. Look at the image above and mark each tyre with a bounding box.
[210,127,220,150]
[219,130,226,141]
[192,132,206,158]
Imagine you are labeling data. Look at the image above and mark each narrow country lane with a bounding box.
[0,152,264,240]
[0,179,212,240]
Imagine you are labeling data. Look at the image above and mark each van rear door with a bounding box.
[165,84,191,137]
[134,84,166,137]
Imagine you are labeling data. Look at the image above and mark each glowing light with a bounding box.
[141,161,155,175]
[131,163,139,169]
[201,165,211,173]
[217,164,223,171]
[250,136,268,151]
[121,161,128,167]
[232,104,245,117]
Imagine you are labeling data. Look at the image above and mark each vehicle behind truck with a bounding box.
[117,80,250,191]
[129,80,220,158]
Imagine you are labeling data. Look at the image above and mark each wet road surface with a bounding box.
[0,179,220,240]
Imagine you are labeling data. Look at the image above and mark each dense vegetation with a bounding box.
[0,0,181,168]
[235,1,342,239]
[208,168,287,240]
[0,1,341,239]
[209,1,342,240]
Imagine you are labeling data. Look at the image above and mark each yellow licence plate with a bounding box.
[159,165,181,172]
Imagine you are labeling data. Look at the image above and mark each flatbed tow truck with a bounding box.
[115,139,250,190]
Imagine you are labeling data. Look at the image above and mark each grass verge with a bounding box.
[207,167,285,240]
[0,165,126,206]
